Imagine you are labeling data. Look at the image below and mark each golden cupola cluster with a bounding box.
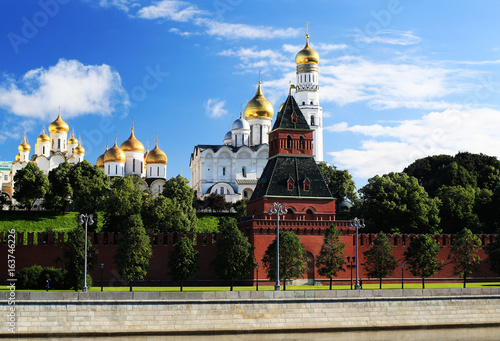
[104,140,126,163]
[48,113,70,134]
[295,34,319,65]
[244,82,274,120]
[146,142,168,165]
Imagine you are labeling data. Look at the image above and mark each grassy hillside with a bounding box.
[0,212,105,233]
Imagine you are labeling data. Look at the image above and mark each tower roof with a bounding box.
[104,140,126,163]
[120,128,145,152]
[271,92,311,131]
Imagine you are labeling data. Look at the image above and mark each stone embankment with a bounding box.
[2,288,500,336]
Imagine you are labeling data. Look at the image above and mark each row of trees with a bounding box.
[351,152,500,234]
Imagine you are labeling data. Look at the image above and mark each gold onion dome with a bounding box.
[74,143,85,155]
[104,141,126,163]
[96,153,105,168]
[15,153,20,162]
[243,82,274,120]
[37,131,50,143]
[146,143,167,164]
[48,113,69,134]
[18,137,31,152]
[68,135,79,145]
[295,34,319,65]
[120,128,144,152]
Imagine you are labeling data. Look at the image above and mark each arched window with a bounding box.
[243,190,248,199]
[222,167,226,176]
[310,101,313,105]
[42,146,45,154]
[299,136,305,150]
[302,101,305,105]
[287,136,292,149]
[260,125,263,144]
[133,159,136,172]
[242,166,246,177]
[303,178,311,191]
[306,209,314,214]
[291,112,297,123]
[287,177,294,191]
[310,116,315,126]
[115,165,118,174]
[108,165,110,174]
[157,167,159,176]
[58,139,61,149]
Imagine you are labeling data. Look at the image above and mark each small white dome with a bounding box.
[232,116,250,130]
[224,131,232,140]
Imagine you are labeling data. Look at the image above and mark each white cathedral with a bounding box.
[189,32,324,203]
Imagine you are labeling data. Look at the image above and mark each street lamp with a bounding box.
[347,256,356,290]
[78,214,94,292]
[401,262,405,290]
[255,263,259,291]
[350,217,365,290]
[268,202,287,291]
[101,262,104,292]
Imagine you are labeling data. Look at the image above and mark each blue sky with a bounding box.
[1,0,500,188]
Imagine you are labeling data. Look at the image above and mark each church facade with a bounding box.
[190,32,324,203]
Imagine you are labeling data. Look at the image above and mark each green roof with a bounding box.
[272,94,311,131]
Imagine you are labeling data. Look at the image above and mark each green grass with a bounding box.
[0,211,105,234]
[2,282,498,292]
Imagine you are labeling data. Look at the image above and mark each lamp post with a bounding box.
[268,202,287,291]
[256,263,259,291]
[101,262,104,292]
[347,256,355,290]
[401,262,405,290]
[350,217,365,290]
[78,214,94,292]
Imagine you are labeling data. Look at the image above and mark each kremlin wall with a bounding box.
[0,229,496,287]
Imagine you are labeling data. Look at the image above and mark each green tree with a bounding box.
[233,199,247,218]
[316,225,346,290]
[357,172,440,234]
[167,235,199,291]
[162,175,197,232]
[13,162,49,210]
[204,193,231,213]
[104,175,143,232]
[318,162,358,204]
[63,227,98,290]
[211,223,255,291]
[141,194,185,233]
[262,231,309,290]
[436,185,480,234]
[448,227,482,288]
[404,235,442,288]
[44,162,72,214]
[486,231,500,276]
[114,214,152,291]
[362,232,397,289]
[69,160,109,227]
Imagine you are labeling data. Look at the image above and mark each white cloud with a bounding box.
[327,107,500,178]
[169,27,194,37]
[205,98,227,118]
[201,20,301,40]
[219,47,293,72]
[96,0,139,12]
[137,0,207,21]
[0,59,127,120]
[355,30,421,46]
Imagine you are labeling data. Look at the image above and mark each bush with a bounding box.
[17,265,69,290]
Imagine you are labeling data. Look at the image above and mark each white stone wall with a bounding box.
[3,288,500,335]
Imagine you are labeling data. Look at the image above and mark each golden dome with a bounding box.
[74,143,85,155]
[15,153,20,162]
[96,153,105,168]
[146,143,167,165]
[18,137,31,152]
[295,34,319,65]
[37,132,50,143]
[244,82,274,120]
[68,135,78,145]
[104,141,126,163]
[120,128,144,152]
[48,113,69,134]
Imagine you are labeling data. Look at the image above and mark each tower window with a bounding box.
[260,125,263,144]
[303,179,311,191]
[58,139,61,149]
[222,167,226,176]
[115,165,118,174]
[243,190,248,199]
[310,101,313,105]
[311,116,315,126]
[287,136,292,149]
[133,159,135,172]
[157,167,159,176]
[42,146,45,154]
[287,178,295,191]
[302,101,305,105]
[291,112,297,123]
[242,166,246,177]
[299,136,305,150]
